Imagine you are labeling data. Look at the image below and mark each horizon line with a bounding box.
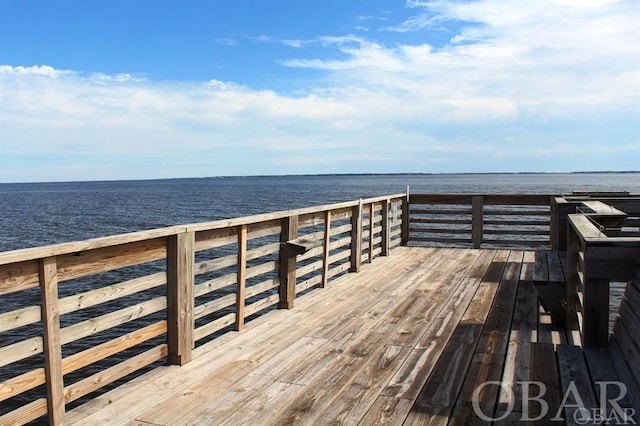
[2,170,639,185]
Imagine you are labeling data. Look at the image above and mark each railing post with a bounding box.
[368,203,375,263]
[566,227,579,329]
[550,197,558,250]
[472,196,484,249]
[554,198,575,251]
[279,215,298,309]
[321,210,331,288]
[350,199,363,272]
[167,231,194,365]
[401,191,410,246]
[583,243,611,348]
[236,225,247,331]
[582,274,610,348]
[40,256,65,425]
[381,198,390,256]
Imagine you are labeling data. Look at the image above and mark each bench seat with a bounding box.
[533,250,568,324]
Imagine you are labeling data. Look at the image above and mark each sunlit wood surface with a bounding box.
[67,247,577,425]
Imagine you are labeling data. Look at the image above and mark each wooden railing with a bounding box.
[566,203,640,347]
[3,191,636,423]
[407,194,553,248]
[0,194,405,424]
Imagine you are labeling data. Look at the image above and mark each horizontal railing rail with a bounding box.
[0,194,406,425]
[407,194,553,249]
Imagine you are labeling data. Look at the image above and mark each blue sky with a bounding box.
[1,0,638,182]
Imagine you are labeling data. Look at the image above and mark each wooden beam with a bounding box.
[350,200,363,272]
[566,228,580,329]
[483,194,552,206]
[40,256,65,425]
[0,399,48,426]
[381,199,390,256]
[410,193,553,206]
[56,238,167,282]
[167,232,194,365]
[557,345,597,423]
[401,195,409,245]
[63,345,168,404]
[0,260,39,296]
[60,297,166,346]
[582,276,610,348]
[61,321,166,376]
[555,199,578,251]
[236,225,247,331]
[0,227,182,267]
[569,214,607,240]
[185,193,405,234]
[584,245,640,281]
[472,196,484,249]
[322,210,331,287]
[368,203,375,263]
[279,216,298,309]
[533,250,549,283]
[550,197,559,250]
[409,194,473,204]
[530,343,561,424]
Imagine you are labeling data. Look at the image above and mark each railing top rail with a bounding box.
[184,193,406,233]
[0,226,186,266]
[570,191,631,197]
[409,193,553,205]
[568,213,640,245]
[0,193,406,266]
[556,195,640,204]
[568,214,608,241]
[575,201,627,217]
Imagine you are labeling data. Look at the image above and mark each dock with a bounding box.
[66,247,572,425]
[1,192,639,424]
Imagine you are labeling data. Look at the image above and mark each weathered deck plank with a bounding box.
[268,250,483,424]
[530,342,562,424]
[65,247,586,425]
[405,251,522,425]
[380,250,503,403]
[313,251,497,425]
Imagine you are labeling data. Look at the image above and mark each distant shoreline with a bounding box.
[224,171,640,178]
[1,170,639,185]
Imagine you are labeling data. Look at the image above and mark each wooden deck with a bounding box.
[65,247,581,425]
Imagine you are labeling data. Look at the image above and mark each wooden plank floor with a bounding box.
[67,247,578,425]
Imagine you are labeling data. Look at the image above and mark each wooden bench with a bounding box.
[556,260,640,425]
[533,250,568,324]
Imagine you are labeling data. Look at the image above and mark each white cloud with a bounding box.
[382,12,446,33]
[0,64,69,77]
[282,39,309,48]
[1,1,638,181]
[249,35,274,43]
[280,0,639,121]
[214,37,238,46]
[356,15,389,22]
[90,72,144,83]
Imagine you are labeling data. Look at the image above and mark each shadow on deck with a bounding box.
[66,247,615,425]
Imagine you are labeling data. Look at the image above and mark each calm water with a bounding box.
[1,173,639,252]
[1,173,638,417]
